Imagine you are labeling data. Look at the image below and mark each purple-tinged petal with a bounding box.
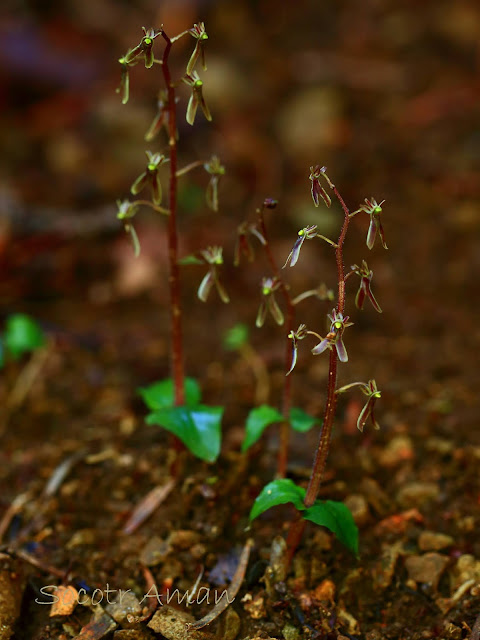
[283,235,304,268]
[355,282,366,310]
[199,90,212,122]
[311,179,331,208]
[365,279,382,313]
[378,219,388,249]
[198,270,214,302]
[370,404,381,430]
[131,171,148,196]
[311,337,331,356]
[366,217,377,250]
[256,301,267,328]
[269,295,285,326]
[145,109,165,142]
[335,336,349,363]
[286,340,298,376]
[234,234,254,266]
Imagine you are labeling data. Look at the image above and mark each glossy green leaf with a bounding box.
[146,405,223,462]
[138,377,201,411]
[4,314,45,360]
[242,405,283,452]
[290,407,317,433]
[303,500,359,555]
[249,479,306,521]
[223,323,249,351]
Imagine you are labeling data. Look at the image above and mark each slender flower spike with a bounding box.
[352,198,387,250]
[234,221,266,266]
[198,246,229,303]
[124,27,162,69]
[256,277,284,328]
[283,225,318,268]
[309,165,332,208]
[186,23,208,75]
[357,379,381,431]
[131,151,168,205]
[203,156,225,212]
[286,323,308,375]
[352,260,382,313]
[145,91,170,142]
[312,309,353,363]
[183,72,212,125]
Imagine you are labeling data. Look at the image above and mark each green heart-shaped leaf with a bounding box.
[146,405,223,463]
[242,405,283,452]
[139,377,201,411]
[303,500,359,555]
[249,479,306,521]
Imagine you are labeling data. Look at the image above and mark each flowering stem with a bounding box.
[258,206,295,478]
[161,30,185,410]
[304,185,350,506]
[286,184,351,563]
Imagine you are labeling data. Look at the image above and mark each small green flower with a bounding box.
[234,221,266,266]
[203,156,225,211]
[256,277,284,328]
[124,27,162,69]
[309,165,332,208]
[351,260,382,313]
[186,22,208,75]
[283,225,318,268]
[337,379,381,431]
[352,198,387,250]
[183,72,212,125]
[131,151,168,205]
[311,309,353,363]
[286,323,308,375]
[116,200,140,256]
[198,247,229,303]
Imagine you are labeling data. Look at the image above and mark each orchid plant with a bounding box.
[115,24,228,465]
[248,166,387,557]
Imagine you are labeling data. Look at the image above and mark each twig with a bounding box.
[186,539,253,630]
[123,478,175,535]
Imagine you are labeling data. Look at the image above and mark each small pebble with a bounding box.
[344,494,370,526]
[418,531,454,551]
[396,482,439,508]
[404,552,449,589]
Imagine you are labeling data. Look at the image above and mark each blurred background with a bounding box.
[1,0,479,435]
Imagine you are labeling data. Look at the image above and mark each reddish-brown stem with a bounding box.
[161,30,185,409]
[285,183,351,563]
[304,185,350,506]
[258,207,295,478]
